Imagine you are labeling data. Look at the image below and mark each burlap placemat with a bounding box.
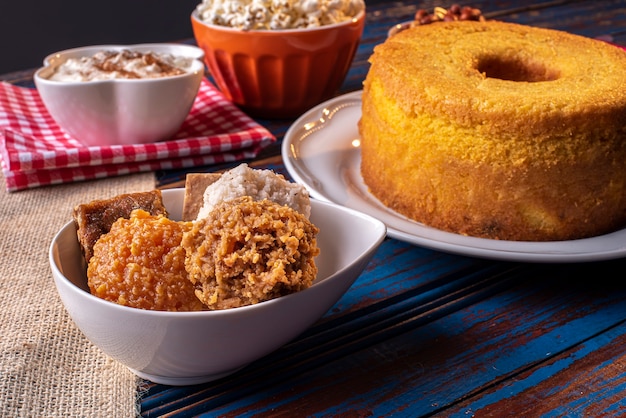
[0,173,157,417]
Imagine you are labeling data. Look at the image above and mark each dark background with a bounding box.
[0,0,200,74]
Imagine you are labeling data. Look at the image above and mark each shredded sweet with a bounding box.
[195,163,311,221]
[182,196,320,310]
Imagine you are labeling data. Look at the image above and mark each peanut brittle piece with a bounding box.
[72,190,167,263]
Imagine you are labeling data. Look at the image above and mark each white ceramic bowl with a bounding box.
[34,44,205,147]
[49,189,386,385]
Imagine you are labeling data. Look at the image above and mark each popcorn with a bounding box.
[195,0,364,30]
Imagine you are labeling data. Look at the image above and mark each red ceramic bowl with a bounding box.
[191,9,365,119]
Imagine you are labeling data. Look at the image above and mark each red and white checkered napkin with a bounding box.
[0,78,276,192]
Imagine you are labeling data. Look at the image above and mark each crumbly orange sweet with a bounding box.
[182,196,320,310]
[360,20,626,241]
[87,209,204,312]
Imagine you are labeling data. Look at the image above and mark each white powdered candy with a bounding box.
[196,163,311,220]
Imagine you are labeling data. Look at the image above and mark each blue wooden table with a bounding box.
[6,0,626,416]
[146,1,626,416]
[143,1,626,416]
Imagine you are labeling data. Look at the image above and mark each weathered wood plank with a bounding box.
[179,261,626,417]
[140,1,626,416]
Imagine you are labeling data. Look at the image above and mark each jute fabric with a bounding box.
[0,173,156,417]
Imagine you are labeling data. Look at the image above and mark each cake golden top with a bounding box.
[366,20,626,137]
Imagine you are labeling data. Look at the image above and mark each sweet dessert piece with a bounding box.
[87,210,203,312]
[72,190,167,263]
[360,20,626,241]
[182,196,320,310]
[182,172,222,221]
[195,164,311,221]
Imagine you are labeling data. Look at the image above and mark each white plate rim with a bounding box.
[281,90,626,263]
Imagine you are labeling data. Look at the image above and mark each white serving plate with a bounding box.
[282,91,626,263]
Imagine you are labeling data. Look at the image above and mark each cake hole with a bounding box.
[477,56,560,82]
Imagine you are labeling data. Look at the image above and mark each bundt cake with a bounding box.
[359,20,626,241]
